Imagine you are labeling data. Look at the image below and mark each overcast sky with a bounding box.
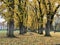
[0,16,5,23]
[0,2,5,23]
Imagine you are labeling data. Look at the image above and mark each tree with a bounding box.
[36,0,60,36]
[17,0,28,34]
[1,0,15,37]
[37,0,44,34]
[7,0,15,37]
[42,0,60,36]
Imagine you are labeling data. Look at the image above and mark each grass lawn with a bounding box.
[0,30,60,45]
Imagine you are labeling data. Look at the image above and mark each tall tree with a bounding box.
[37,0,44,34]
[18,0,27,34]
[42,0,60,36]
[1,0,15,37]
[7,0,15,37]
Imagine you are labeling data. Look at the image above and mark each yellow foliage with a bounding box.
[0,0,60,30]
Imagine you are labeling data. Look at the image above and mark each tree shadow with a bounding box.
[55,44,60,45]
[0,36,18,38]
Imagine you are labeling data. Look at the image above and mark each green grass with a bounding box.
[0,30,60,45]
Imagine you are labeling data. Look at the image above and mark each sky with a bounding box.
[0,16,5,23]
[0,2,5,23]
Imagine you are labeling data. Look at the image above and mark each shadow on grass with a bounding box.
[0,36,19,38]
[56,44,60,45]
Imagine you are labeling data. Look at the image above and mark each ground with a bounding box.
[0,30,60,45]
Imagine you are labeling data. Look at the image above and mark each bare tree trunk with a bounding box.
[37,1,44,34]
[45,16,51,36]
[19,22,24,34]
[50,21,54,31]
[19,22,27,34]
[38,25,43,34]
[7,20,15,37]
[38,16,43,34]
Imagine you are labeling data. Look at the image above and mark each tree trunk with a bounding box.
[45,18,51,36]
[19,22,24,34]
[7,20,15,37]
[19,22,27,34]
[50,24,54,31]
[38,25,43,34]
[38,15,43,34]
